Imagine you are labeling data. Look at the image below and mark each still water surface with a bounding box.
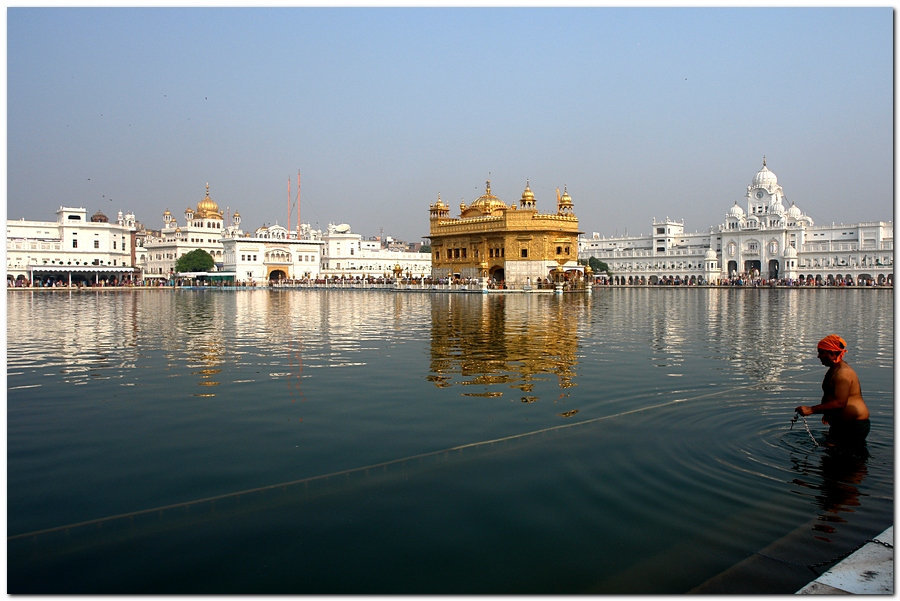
[7,288,894,593]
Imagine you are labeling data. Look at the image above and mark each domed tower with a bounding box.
[90,210,109,223]
[703,247,720,283]
[429,193,450,221]
[783,245,799,281]
[747,156,786,217]
[725,201,745,230]
[556,185,574,216]
[519,180,536,210]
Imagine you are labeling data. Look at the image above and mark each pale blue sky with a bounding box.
[7,7,894,242]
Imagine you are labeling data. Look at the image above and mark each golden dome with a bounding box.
[196,183,221,218]
[557,185,574,216]
[520,180,536,209]
[521,182,535,202]
[467,180,508,216]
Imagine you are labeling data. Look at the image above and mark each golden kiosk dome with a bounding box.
[521,183,534,202]
[520,180,536,209]
[195,183,222,219]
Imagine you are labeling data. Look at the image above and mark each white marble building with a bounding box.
[139,184,240,277]
[222,223,324,283]
[6,206,137,285]
[579,159,893,286]
[319,223,431,280]
[136,183,428,284]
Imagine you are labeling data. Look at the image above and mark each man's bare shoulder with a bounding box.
[835,362,859,381]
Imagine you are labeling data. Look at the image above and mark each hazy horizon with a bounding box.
[7,7,894,242]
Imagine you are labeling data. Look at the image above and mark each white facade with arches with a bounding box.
[579,160,893,286]
[222,223,324,283]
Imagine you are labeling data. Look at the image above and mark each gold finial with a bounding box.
[485,180,491,195]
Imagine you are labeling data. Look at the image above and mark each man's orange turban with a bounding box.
[818,334,847,361]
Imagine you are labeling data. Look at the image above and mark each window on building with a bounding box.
[94,240,100,249]
[521,248,528,258]
[72,240,78,248]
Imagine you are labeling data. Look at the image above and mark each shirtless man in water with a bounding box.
[795,335,871,446]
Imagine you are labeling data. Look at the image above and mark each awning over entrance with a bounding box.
[18,265,139,286]
[29,266,136,273]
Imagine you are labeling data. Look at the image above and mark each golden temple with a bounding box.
[428,180,583,287]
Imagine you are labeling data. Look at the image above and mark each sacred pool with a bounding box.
[7,287,893,593]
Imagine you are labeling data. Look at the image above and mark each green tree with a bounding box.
[175,249,214,273]
[580,256,611,275]
[419,245,431,254]
[588,256,610,275]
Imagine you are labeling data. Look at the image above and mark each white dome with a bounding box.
[771,200,786,215]
[752,163,778,189]
[784,246,798,258]
[704,248,717,260]
[787,203,802,219]
[728,202,745,218]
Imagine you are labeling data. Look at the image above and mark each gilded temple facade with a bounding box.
[427,180,584,287]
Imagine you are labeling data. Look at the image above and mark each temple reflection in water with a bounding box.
[427,294,586,401]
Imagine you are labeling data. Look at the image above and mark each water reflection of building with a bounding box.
[428,180,584,287]
[580,159,893,286]
[428,295,582,398]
